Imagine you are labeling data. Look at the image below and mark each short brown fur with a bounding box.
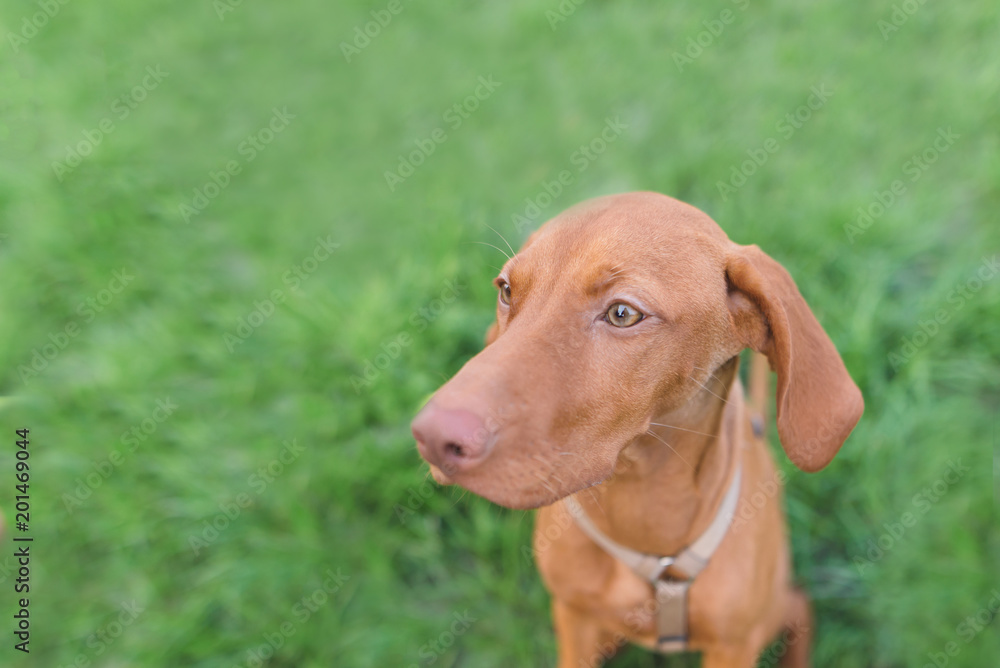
[412,192,863,667]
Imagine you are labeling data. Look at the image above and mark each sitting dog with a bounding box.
[411,192,863,667]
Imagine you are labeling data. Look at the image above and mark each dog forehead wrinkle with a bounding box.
[582,263,634,297]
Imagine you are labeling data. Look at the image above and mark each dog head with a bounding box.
[411,192,863,509]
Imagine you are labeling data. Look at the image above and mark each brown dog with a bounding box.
[411,192,863,667]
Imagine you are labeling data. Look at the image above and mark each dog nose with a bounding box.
[411,403,494,475]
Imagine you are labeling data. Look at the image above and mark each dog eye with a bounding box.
[606,303,643,327]
[498,281,511,306]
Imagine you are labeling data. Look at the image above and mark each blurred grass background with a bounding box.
[0,0,998,666]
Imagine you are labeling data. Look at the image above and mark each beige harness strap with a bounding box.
[564,463,742,653]
[653,580,691,651]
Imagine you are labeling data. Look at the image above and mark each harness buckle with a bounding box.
[654,556,675,580]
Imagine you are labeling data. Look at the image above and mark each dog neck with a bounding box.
[573,356,743,557]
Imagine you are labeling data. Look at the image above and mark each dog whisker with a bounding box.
[644,429,695,470]
[468,240,513,261]
[649,422,718,439]
[691,365,728,389]
[582,486,607,517]
[485,222,517,259]
[530,457,561,495]
[688,374,730,405]
[448,487,470,510]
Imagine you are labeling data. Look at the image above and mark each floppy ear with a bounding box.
[725,244,863,472]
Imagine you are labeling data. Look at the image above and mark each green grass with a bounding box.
[0,0,997,666]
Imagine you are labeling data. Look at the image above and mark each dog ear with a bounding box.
[725,244,863,472]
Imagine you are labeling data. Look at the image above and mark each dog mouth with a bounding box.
[425,462,455,485]
[415,441,615,510]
